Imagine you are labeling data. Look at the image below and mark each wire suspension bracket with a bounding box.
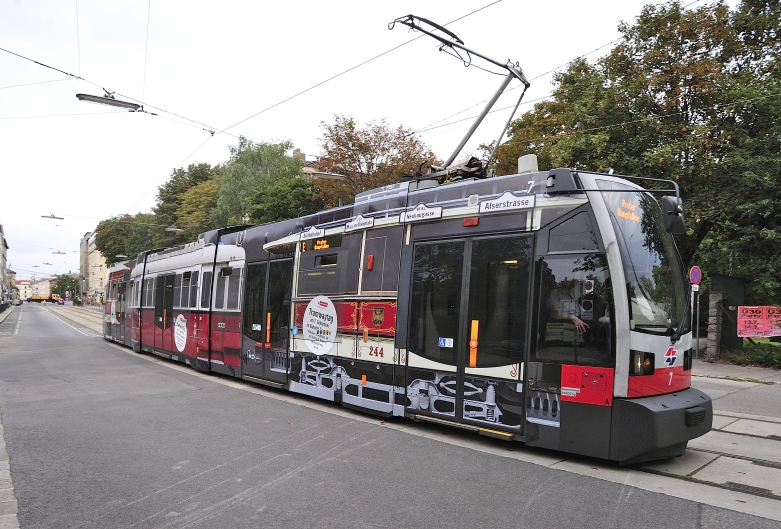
[389,14,530,174]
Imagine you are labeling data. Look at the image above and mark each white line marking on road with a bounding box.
[44,309,91,336]
[13,305,22,336]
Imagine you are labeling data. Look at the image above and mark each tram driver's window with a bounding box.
[548,212,598,252]
[532,254,614,367]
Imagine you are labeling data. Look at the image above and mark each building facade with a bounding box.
[86,232,106,303]
[16,280,31,300]
[0,224,8,302]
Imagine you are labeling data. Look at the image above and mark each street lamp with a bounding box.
[115,254,128,259]
[42,214,64,220]
[165,226,184,233]
[76,92,141,111]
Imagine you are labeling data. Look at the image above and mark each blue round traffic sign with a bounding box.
[689,266,702,285]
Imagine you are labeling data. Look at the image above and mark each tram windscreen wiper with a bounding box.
[669,282,691,344]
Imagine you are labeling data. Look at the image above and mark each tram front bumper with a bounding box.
[609,387,712,465]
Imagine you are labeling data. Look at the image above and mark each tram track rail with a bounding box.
[637,445,781,501]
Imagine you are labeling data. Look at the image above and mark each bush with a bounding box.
[721,340,781,369]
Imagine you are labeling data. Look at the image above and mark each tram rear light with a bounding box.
[463,217,479,227]
[630,350,655,376]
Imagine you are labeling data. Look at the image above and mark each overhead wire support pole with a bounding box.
[389,14,531,169]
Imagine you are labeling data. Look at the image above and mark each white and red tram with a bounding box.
[104,164,712,464]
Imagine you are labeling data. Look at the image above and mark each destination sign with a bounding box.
[479,192,536,213]
[345,214,374,232]
[300,226,325,240]
[400,203,443,223]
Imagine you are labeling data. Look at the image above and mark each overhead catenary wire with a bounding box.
[213,0,504,137]
[0,111,126,120]
[0,78,75,90]
[410,0,710,144]
[0,45,239,141]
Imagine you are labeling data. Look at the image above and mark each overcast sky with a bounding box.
[2,0,685,279]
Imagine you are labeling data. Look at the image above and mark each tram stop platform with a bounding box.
[644,358,781,498]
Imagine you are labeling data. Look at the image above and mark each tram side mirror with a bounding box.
[546,168,579,195]
[662,196,686,234]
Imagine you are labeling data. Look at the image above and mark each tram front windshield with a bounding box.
[598,181,689,335]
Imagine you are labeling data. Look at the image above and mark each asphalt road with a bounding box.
[0,303,779,529]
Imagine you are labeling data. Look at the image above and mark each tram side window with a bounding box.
[215,270,227,310]
[173,274,182,309]
[548,212,599,253]
[143,279,153,307]
[227,268,242,310]
[189,271,199,308]
[297,233,360,296]
[361,226,403,293]
[128,281,134,307]
[179,273,190,308]
[201,272,212,309]
[531,254,614,367]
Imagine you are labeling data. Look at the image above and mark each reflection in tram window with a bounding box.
[468,237,532,367]
[409,242,465,366]
[533,254,614,367]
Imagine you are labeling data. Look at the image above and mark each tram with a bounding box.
[104,160,712,464]
[103,14,711,464]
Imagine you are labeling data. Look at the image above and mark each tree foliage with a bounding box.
[248,177,325,225]
[176,180,220,241]
[94,214,162,265]
[316,115,440,207]
[51,274,80,299]
[494,0,780,303]
[153,163,218,247]
[212,137,303,226]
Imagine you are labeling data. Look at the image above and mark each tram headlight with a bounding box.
[630,350,655,376]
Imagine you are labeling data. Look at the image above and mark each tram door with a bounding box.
[241,259,293,384]
[116,281,126,343]
[154,273,175,353]
[405,235,531,432]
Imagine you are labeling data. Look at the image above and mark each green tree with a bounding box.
[248,177,325,224]
[51,274,80,299]
[94,213,163,265]
[153,163,217,247]
[316,115,440,207]
[176,179,220,241]
[494,0,781,302]
[212,137,303,226]
[94,215,133,265]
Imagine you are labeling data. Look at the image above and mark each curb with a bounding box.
[0,308,14,326]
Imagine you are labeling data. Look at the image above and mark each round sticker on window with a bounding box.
[303,296,337,355]
[174,314,188,352]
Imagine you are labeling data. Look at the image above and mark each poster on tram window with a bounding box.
[737,306,781,338]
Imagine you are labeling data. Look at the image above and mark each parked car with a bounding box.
[12,299,21,306]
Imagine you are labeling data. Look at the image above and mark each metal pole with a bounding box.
[696,291,700,358]
[443,71,514,168]
[486,85,528,170]
[690,288,694,341]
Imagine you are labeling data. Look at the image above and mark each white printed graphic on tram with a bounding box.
[303,296,337,355]
[174,314,187,352]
